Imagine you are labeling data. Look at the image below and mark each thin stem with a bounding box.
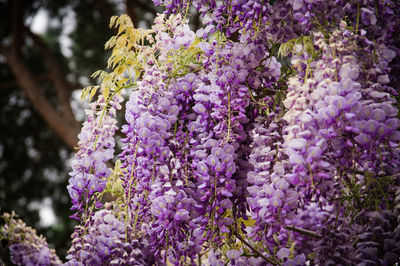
[304,59,311,84]
[93,85,125,151]
[125,141,140,239]
[334,200,342,229]
[252,0,264,40]
[165,231,169,263]
[343,167,400,179]
[184,135,189,185]
[285,226,322,239]
[233,232,277,265]
[308,163,315,188]
[355,1,360,36]
[226,91,231,143]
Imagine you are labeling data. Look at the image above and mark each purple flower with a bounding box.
[355,133,371,145]
[68,92,123,220]
[193,103,207,114]
[206,154,219,167]
[174,209,190,221]
[277,247,291,259]
[66,209,158,265]
[1,212,62,265]
[361,7,377,25]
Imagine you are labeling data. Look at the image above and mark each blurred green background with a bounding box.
[0,0,168,261]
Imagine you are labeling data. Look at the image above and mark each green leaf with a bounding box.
[89,86,98,102]
[109,16,118,28]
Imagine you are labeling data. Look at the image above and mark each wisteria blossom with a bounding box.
[1,0,400,265]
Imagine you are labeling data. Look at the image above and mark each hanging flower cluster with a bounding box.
[1,0,400,265]
[0,212,62,265]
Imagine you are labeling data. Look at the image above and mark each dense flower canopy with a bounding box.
[1,0,400,265]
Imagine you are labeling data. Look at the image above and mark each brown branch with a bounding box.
[2,0,81,150]
[343,167,400,179]
[24,26,77,125]
[96,0,115,26]
[125,0,138,27]
[0,44,79,149]
[193,11,201,32]
[233,232,277,265]
[12,0,24,55]
[285,225,322,239]
[135,0,158,16]
[0,74,49,91]
[0,74,83,92]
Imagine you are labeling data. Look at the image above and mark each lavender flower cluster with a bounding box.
[65,207,158,265]
[2,0,400,265]
[1,212,62,265]
[67,92,124,220]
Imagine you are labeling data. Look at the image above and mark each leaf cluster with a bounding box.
[278,36,318,59]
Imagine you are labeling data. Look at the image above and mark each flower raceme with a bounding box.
[1,212,62,265]
[67,92,123,220]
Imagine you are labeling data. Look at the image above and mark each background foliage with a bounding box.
[0,0,167,259]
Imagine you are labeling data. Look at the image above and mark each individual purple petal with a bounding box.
[306,146,322,163]
[287,138,307,151]
[275,178,290,190]
[195,149,208,159]
[386,118,399,130]
[211,147,224,157]
[355,133,371,145]
[364,120,380,134]
[289,152,305,165]
[206,154,219,167]
[294,254,306,265]
[277,247,290,259]
[174,209,190,222]
[270,197,282,208]
[226,249,241,260]
[197,161,209,173]
[193,103,207,114]
[222,144,235,154]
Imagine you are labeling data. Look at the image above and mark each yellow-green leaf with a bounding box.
[238,217,256,227]
[109,16,118,28]
[89,87,98,102]
[102,87,110,101]
[114,65,126,75]
[117,77,129,86]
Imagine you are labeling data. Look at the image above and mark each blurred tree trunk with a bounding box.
[1,0,80,150]
[0,0,163,150]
